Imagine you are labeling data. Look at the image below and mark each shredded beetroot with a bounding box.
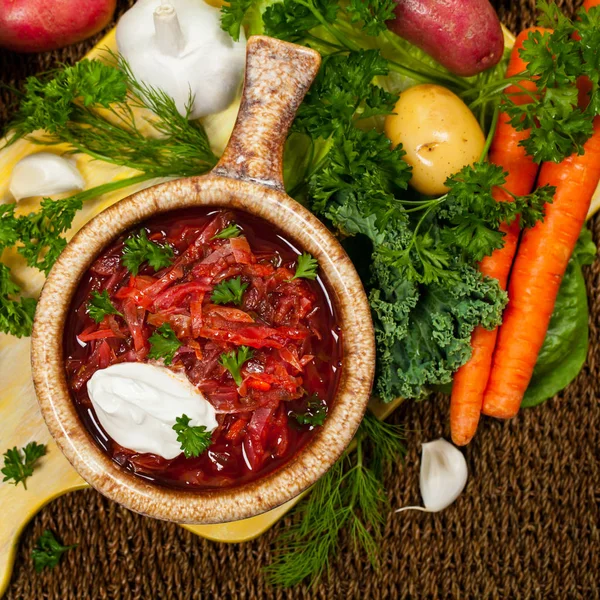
[64,208,341,490]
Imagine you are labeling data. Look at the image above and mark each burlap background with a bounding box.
[1,1,598,597]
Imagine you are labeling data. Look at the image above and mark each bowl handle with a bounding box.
[213,36,321,191]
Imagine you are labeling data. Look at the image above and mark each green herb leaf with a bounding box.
[122,229,174,276]
[219,346,254,387]
[6,56,216,178]
[220,0,260,41]
[440,163,555,262]
[32,530,77,572]
[264,0,339,42]
[0,264,36,338]
[212,223,242,239]
[87,290,122,323]
[211,276,248,306]
[265,413,404,587]
[502,2,600,162]
[2,442,47,489]
[172,414,213,458]
[147,323,182,365]
[292,253,319,280]
[346,0,396,36]
[292,396,328,426]
[16,197,83,275]
[293,50,397,139]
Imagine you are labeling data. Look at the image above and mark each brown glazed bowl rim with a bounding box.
[31,173,376,524]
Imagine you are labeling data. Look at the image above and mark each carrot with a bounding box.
[482,115,600,419]
[449,29,548,446]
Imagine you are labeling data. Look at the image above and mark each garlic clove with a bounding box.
[10,153,85,201]
[397,438,468,513]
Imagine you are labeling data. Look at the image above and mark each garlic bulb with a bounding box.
[397,438,468,513]
[116,0,246,120]
[9,153,85,201]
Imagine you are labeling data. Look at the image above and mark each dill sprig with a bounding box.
[4,56,217,178]
[265,412,405,587]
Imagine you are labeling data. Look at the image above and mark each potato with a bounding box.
[387,0,504,77]
[385,84,485,196]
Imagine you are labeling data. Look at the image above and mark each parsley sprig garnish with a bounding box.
[2,442,47,489]
[211,276,248,306]
[31,530,77,572]
[212,223,242,239]
[122,229,174,276]
[172,414,213,458]
[291,396,328,426]
[87,290,123,323]
[291,253,319,281]
[147,323,182,365]
[219,346,254,386]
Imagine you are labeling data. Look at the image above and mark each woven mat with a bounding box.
[2,1,599,598]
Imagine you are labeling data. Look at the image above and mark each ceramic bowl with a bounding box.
[31,36,375,524]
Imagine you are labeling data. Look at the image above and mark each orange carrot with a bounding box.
[482,116,600,419]
[450,29,548,446]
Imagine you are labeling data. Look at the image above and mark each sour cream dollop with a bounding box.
[87,363,217,460]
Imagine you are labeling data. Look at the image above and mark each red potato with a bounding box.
[387,0,504,77]
[0,0,116,53]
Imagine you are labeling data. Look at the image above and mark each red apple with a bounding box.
[0,0,117,53]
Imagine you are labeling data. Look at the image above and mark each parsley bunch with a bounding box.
[502,2,600,162]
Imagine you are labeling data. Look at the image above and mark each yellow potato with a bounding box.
[385,84,485,196]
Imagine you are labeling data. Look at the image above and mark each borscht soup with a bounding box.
[63,208,342,490]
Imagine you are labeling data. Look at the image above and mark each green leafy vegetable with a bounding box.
[292,50,399,139]
[6,57,217,178]
[122,229,174,276]
[0,197,82,276]
[212,223,242,239]
[265,412,404,587]
[211,276,248,306]
[259,0,469,90]
[87,290,122,323]
[0,265,36,338]
[31,530,77,572]
[219,346,254,386]
[291,252,319,280]
[220,0,260,41]
[502,2,600,162]
[172,414,213,458]
[2,442,47,489]
[346,0,396,37]
[292,396,328,426]
[147,323,182,365]
[522,228,597,407]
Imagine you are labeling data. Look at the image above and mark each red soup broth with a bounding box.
[63,208,342,490]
